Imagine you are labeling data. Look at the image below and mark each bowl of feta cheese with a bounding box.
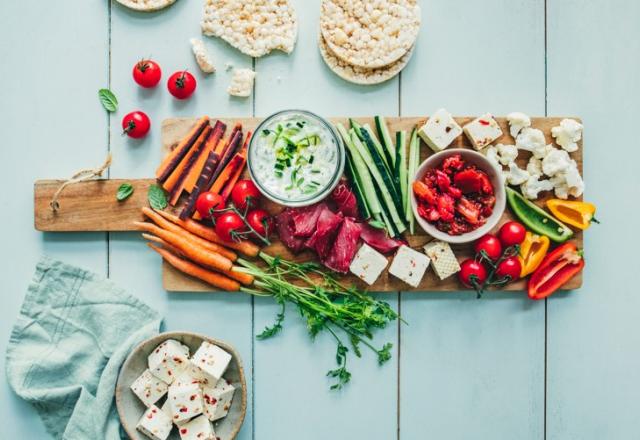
[248,109,345,207]
[116,331,247,440]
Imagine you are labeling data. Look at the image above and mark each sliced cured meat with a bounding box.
[306,207,343,259]
[331,180,359,219]
[275,209,306,253]
[291,203,327,237]
[323,217,362,273]
[360,223,404,254]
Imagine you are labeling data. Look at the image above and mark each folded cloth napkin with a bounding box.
[6,256,162,440]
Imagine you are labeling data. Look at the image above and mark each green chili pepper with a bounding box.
[506,187,573,243]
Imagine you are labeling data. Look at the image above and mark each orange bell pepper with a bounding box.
[545,199,597,230]
[518,232,550,277]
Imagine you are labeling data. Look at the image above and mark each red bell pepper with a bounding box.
[527,242,584,300]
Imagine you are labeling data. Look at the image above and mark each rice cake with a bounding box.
[115,0,176,12]
[201,0,298,57]
[318,33,414,85]
[320,0,421,69]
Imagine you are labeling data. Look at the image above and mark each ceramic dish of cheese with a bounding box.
[116,332,247,440]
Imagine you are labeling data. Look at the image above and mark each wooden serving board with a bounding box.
[34,116,583,292]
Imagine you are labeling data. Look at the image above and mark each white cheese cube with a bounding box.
[161,399,188,426]
[551,118,583,153]
[148,339,190,384]
[417,108,463,152]
[173,364,214,388]
[190,38,215,74]
[423,241,461,280]
[463,113,503,150]
[177,414,216,440]
[203,378,236,422]
[506,112,531,138]
[349,243,388,285]
[136,405,173,440]
[388,245,430,288]
[227,68,255,97]
[131,369,169,407]
[167,383,204,423]
[190,341,232,386]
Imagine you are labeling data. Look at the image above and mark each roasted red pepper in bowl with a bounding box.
[528,242,584,300]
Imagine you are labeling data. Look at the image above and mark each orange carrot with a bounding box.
[153,209,260,257]
[142,233,183,256]
[184,121,227,193]
[220,132,250,202]
[141,207,237,261]
[135,222,233,272]
[148,243,240,291]
[209,153,243,195]
[213,137,228,155]
[162,126,211,195]
[156,116,209,181]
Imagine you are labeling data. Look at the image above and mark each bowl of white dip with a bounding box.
[248,110,345,207]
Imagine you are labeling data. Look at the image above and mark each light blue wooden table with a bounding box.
[2,1,639,438]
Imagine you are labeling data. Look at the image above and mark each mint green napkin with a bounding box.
[5,256,162,440]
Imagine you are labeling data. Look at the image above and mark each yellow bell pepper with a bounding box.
[545,199,598,230]
[519,232,550,277]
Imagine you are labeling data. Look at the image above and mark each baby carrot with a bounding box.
[148,243,240,291]
[141,207,237,261]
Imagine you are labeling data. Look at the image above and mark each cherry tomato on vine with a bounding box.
[498,221,526,247]
[195,192,225,219]
[122,111,151,139]
[495,256,522,281]
[246,209,272,238]
[167,70,196,99]
[474,234,503,261]
[231,180,261,211]
[215,212,245,242]
[459,259,488,288]
[133,59,162,88]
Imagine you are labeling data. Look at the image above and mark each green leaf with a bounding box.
[367,219,386,229]
[98,88,118,112]
[147,184,168,210]
[256,302,285,340]
[116,183,134,201]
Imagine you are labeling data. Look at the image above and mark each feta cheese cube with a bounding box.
[173,364,213,388]
[131,369,169,407]
[167,383,204,423]
[203,378,236,422]
[148,339,190,384]
[388,245,430,288]
[190,341,232,386]
[551,118,583,152]
[423,241,460,280]
[227,68,255,97]
[136,405,173,440]
[463,114,503,150]
[417,108,463,152]
[177,415,216,440]
[349,243,389,285]
[506,112,531,138]
[190,38,215,74]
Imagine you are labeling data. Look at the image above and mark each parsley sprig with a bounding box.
[236,253,402,390]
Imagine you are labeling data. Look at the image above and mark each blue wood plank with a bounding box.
[0,1,109,438]
[546,1,640,438]
[399,0,546,438]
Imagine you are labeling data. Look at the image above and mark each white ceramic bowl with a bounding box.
[410,148,506,244]
[116,331,247,440]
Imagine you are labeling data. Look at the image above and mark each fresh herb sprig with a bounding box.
[236,253,402,390]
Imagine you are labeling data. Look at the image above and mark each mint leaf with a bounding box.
[98,88,118,112]
[147,184,167,210]
[116,183,134,201]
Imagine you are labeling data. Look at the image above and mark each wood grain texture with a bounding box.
[35,115,583,292]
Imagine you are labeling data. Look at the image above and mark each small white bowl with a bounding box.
[410,148,506,244]
[116,331,247,440]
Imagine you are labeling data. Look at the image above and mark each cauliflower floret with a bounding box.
[550,174,570,199]
[506,112,531,138]
[484,145,502,169]
[564,162,584,197]
[551,118,583,153]
[504,162,530,185]
[520,175,553,200]
[496,144,518,166]
[542,148,572,176]
[526,156,543,177]
[516,128,548,159]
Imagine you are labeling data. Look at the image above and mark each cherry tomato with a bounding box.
[133,59,162,88]
[498,221,527,247]
[195,192,225,219]
[167,70,196,99]
[215,212,246,242]
[459,259,488,288]
[495,256,522,281]
[122,111,151,139]
[231,180,261,211]
[474,234,503,261]
[246,209,272,238]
